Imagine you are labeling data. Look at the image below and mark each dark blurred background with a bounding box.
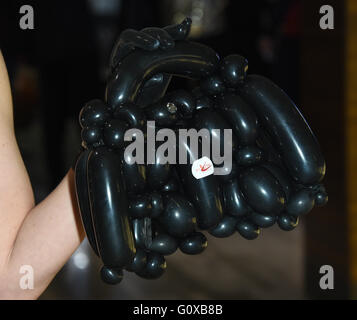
[0,0,354,299]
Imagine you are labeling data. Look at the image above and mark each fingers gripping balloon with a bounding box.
[74,18,328,284]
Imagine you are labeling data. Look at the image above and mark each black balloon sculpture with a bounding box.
[74,18,328,284]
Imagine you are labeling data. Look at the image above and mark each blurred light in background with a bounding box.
[72,250,90,270]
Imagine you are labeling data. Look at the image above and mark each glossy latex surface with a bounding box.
[75,18,328,285]
[239,75,326,185]
[177,138,223,230]
[222,180,251,217]
[159,193,197,238]
[106,41,219,109]
[87,148,136,268]
[74,150,99,256]
[238,166,286,216]
[217,92,258,146]
[209,215,238,238]
[179,232,208,255]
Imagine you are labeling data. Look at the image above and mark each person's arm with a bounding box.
[0,51,85,299]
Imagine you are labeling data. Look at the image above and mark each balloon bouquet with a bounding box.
[74,18,328,284]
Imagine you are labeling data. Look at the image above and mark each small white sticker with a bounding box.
[192,156,214,179]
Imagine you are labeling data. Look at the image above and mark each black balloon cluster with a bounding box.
[74,18,328,285]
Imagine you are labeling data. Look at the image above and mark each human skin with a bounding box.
[0,18,193,297]
[0,51,85,299]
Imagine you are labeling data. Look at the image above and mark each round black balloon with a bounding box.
[79,99,110,128]
[149,233,178,255]
[100,266,123,285]
[315,190,328,207]
[81,127,102,147]
[209,215,238,238]
[236,220,260,240]
[159,193,197,238]
[249,212,276,228]
[125,249,147,273]
[313,184,328,207]
[103,119,128,148]
[222,180,251,217]
[179,232,208,255]
[286,189,315,217]
[145,98,179,127]
[136,252,167,279]
[239,166,286,216]
[200,74,226,96]
[235,145,263,166]
[277,214,299,231]
[168,90,196,119]
[220,54,248,87]
[150,192,164,219]
[160,176,179,193]
[129,194,152,218]
[114,102,146,129]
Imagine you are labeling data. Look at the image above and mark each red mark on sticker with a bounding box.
[200,163,212,172]
[192,156,214,179]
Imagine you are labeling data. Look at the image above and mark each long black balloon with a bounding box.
[217,92,258,146]
[177,138,223,230]
[163,17,192,40]
[249,212,276,228]
[74,150,99,256]
[122,151,147,194]
[238,75,326,185]
[87,148,136,268]
[193,108,237,155]
[106,41,219,109]
[113,103,146,129]
[135,73,173,108]
[146,147,171,190]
